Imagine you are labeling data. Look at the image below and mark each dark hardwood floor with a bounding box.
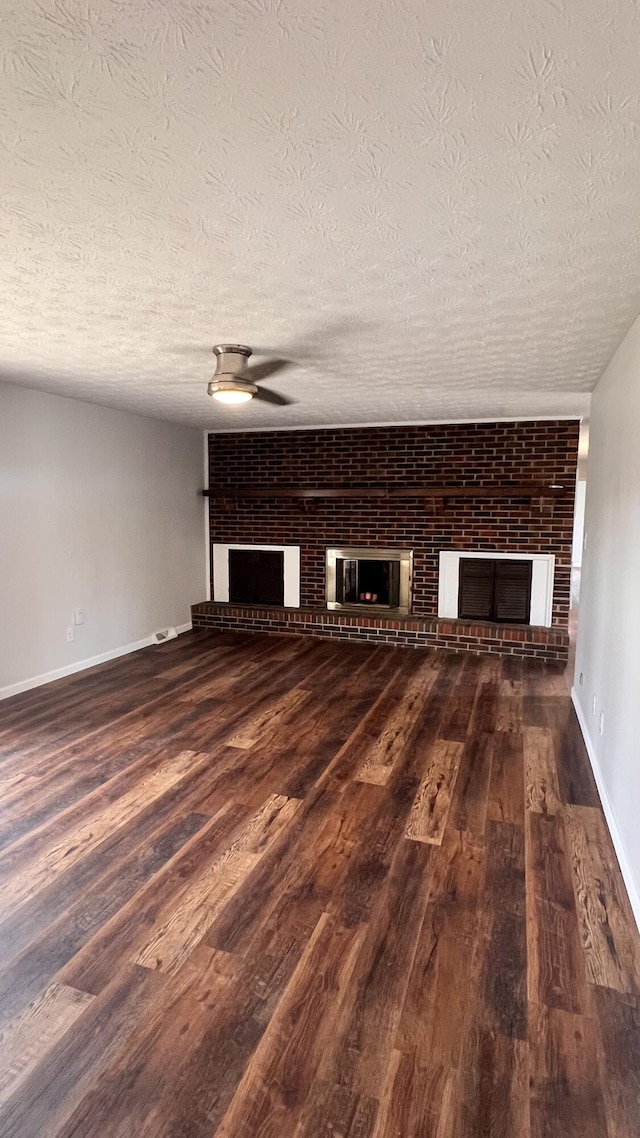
[0,631,639,1137]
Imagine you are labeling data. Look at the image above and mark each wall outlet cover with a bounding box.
[66,627,74,642]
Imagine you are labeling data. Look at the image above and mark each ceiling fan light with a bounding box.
[211,387,254,404]
[207,378,256,404]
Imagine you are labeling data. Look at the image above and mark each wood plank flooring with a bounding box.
[0,631,639,1137]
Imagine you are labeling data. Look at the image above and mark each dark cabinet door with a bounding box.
[228,550,284,605]
[458,559,495,620]
[494,560,532,622]
[458,558,532,623]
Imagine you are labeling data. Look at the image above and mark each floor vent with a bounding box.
[152,627,178,644]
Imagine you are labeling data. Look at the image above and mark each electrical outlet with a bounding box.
[74,608,85,625]
[579,672,584,687]
[66,627,74,643]
[591,694,597,715]
[599,710,605,736]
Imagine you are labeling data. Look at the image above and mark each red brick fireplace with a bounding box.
[191,420,579,662]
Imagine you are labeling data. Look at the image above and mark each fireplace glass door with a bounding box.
[337,558,400,607]
[326,547,412,615]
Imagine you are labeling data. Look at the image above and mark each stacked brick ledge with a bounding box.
[190,602,570,663]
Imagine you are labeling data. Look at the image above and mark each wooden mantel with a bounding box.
[202,483,568,500]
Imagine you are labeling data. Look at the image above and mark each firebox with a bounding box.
[326,547,413,615]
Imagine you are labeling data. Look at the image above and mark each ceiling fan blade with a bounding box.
[245,359,291,383]
[254,386,295,406]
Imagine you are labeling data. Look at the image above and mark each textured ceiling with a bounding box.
[2,1,639,430]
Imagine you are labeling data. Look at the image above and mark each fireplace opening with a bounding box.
[458,557,532,623]
[338,557,399,607]
[228,548,284,606]
[326,547,412,615]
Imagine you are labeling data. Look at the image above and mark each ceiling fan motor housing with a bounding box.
[207,343,292,405]
[212,344,253,376]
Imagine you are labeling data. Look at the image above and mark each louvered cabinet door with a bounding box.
[494,559,532,622]
[228,549,285,605]
[458,558,533,623]
[458,559,495,620]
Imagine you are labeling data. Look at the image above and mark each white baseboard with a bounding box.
[571,687,640,933]
[0,621,193,702]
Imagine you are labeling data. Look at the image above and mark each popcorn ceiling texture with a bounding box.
[1,1,639,428]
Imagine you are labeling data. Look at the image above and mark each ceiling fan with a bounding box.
[207,345,294,406]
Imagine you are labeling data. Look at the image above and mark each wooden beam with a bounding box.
[201,483,568,500]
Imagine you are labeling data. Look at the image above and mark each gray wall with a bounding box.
[574,312,640,927]
[0,383,205,695]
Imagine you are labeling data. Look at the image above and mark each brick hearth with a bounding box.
[190,601,570,662]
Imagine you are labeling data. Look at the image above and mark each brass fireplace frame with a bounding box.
[326,546,413,616]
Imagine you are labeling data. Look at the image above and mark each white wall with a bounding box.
[574,312,640,928]
[571,479,586,567]
[0,383,206,696]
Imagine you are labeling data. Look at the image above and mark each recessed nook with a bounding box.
[212,543,301,608]
[437,550,555,627]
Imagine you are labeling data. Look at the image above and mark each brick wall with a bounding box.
[205,421,579,634]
